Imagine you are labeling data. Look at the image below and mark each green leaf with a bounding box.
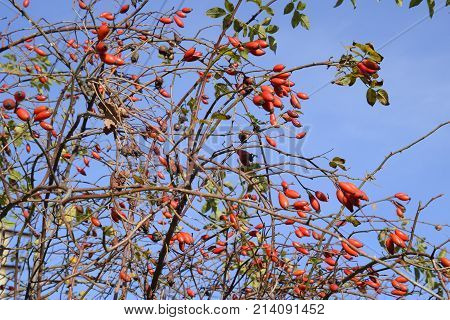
[258,25,266,39]
[206,7,227,18]
[224,181,234,190]
[299,14,310,30]
[334,0,345,7]
[64,205,77,223]
[14,123,26,136]
[266,25,279,34]
[225,0,234,12]
[291,10,301,28]
[296,2,306,10]
[353,42,383,62]
[268,36,277,53]
[198,119,212,125]
[9,170,22,181]
[333,74,356,86]
[240,49,249,60]
[77,206,90,223]
[261,17,271,26]
[409,0,423,8]
[414,267,421,281]
[346,216,361,227]
[233,19,244,32]
[378,230,388,248]
[103,226,116,237]
[427,0,435,17]
[242,23,248,37]
[262,5,274,15]
[223,14,233,29]
[3,53,16,61]
[0,194,8,206]
[247,0,262,7]
[350,0,357,8]
[425,270,435,289]
[395,0,403,6]
[329,156,347,170]
[284,2,294,14]
[212,112,231,120]
[1,219,16,229]
[13,137,23,148]
[366,88,377,106]
[377,89,390,106]
[133,174,144,184]
[249,24,256,40]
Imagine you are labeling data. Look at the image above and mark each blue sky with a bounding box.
[172,0,450,242]
[4,2,447,202]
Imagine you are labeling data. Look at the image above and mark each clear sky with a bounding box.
[158,0,450,241]
[1,0,448,299]
[2,1,447,215]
